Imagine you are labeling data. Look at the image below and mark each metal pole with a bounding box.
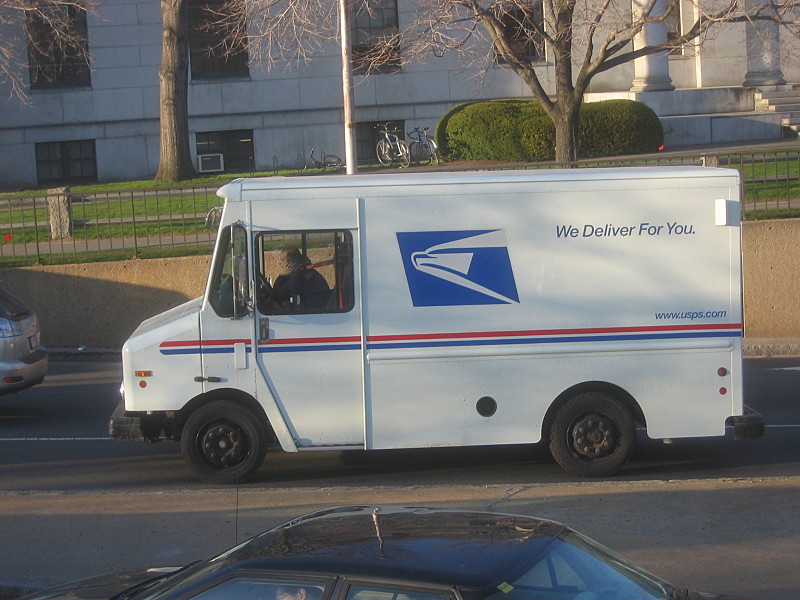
[339,0,358,174]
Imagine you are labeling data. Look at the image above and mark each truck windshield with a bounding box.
[208,224,248,318]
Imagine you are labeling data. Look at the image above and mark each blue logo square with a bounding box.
[396,230,519,307]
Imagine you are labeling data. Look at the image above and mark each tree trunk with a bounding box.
[554,109,579,165]
[155,0,196,182]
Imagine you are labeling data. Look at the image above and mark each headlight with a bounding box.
[0,318,22,338]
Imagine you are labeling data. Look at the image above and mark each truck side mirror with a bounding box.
[205,207,223,229]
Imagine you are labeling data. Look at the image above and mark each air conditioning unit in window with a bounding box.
[198,153,224,173]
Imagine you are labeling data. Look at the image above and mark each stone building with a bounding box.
[0,0,798,189]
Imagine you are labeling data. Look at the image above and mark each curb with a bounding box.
[743,339,800,357]
[47,347,121,362]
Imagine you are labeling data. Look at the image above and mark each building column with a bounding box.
[630,0,674,92]
[742,1,784,87]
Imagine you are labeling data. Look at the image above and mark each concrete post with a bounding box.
[47,187,73,240]
[630,0,675,92]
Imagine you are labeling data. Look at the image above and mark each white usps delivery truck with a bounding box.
[110,167,763,483]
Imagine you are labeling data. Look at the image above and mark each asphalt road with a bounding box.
[0,358,798,599]
[1,358,798,491]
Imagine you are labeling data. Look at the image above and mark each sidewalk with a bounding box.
[743,338,800,357]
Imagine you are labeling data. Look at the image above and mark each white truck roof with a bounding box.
[217,166,739,201]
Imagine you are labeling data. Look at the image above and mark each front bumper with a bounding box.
[109,399,147,441]
[108,399,169,442]
[728,405,765,440]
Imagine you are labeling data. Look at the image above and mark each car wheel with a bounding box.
[549,391,635,477]
[181,400,267,484]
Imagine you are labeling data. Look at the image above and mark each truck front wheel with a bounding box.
[549,391,635,477]
[181,400,267,484]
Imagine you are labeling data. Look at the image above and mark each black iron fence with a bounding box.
[1,148,798,267]
[0,184,220,267]
[580,148,800,220]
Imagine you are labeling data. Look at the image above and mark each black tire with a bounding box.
[426,138,440,164]
[397,139,411,167]
[409,141,430,165]
[376,139,392,165]
[548,391,635,477]
[180,400,267,484]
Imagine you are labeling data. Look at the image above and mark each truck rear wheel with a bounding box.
[549,391,635,477]
[181,400,267,484]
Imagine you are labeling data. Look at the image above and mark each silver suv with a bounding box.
[0,288,47,395]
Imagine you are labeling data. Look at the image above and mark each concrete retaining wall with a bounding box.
[0,220,797,349]
[741,219,800,337]
[0,256,212,349]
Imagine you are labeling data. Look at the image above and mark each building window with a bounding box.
[355,120,405,164]
[494,0,545,64]
[665,1,685,56]
[188,0,249,80]
[195,130,254,173]
[350,0,400,75]
[35,140,97,185]
[26,5,91,89]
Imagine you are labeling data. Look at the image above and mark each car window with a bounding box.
[188,577,327,600]
[483,534,671,600]
[345,584,449,600]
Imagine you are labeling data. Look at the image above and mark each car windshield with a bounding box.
[479,529,673,600]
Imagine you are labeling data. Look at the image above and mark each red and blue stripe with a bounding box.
[158,323,743,355]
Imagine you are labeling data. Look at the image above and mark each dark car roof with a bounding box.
[225,506,566,588]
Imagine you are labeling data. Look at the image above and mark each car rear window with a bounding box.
[0,289,32,320]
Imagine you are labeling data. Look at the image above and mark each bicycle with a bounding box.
[375,123,410,168]
[305,148,345,172]
[407,127,439,165]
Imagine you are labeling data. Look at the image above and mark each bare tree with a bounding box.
[155,0,250,182]
[772,0,800,33]
[401,0,791,163]
[218,0,791,164]
[0,0,93,101]
[155,0,196,182]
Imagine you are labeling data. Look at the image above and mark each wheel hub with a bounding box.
[200,424,246,467]
[571,413,617,459]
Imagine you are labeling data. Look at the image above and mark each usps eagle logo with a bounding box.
[396,230,520,307]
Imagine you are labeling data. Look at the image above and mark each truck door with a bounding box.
[200,223,257,396]
[253,230,364,448]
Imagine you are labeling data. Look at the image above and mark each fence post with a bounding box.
[47,187,73,239]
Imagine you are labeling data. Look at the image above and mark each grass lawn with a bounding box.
[1,151,798,265]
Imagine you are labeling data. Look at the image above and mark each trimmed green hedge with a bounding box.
[438,99,663,161]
